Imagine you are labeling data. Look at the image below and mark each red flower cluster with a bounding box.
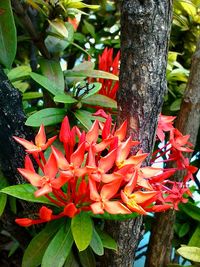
[14,113,196,227]
[98,48,120,99]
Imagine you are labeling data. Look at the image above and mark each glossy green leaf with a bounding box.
[23,92,43,100]
[81,94,117,109]
[39,58,65,92]
[13,81,29,93]
[74,110,93,130]
[83,20,95,38]
[54,94,78,104]
[177,246,200,262]
[22,220,63,267]
[189,224,200,247]
[179,203,200,222]
[1,184,56,206]
[90,228,104,256]
[26,108,66,127]
[78,247,96,267]
[0,193,7,216]
[91,211,138,221]
[64,69,118,81]
[71,212,93,251]
[178,223,190,238]
[96,228,117,251]
[0,0,17,68]
[42,221,74,267]
[30,72,62,95]
[7,66,32,82]
[81,83,102,99]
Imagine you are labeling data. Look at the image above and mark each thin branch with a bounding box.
[11,0,51,59]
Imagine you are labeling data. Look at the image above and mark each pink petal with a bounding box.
[18,168,41,187]
[86,120,99,144]
[13,136,38,151]
[44,153,58,179]
[34,184,52,197]
[70,142,85,168]
[104,201,131,214]
[99,148,117,173]
[114,120,127,141]
[35,124,46,147]
[101,179,121,200]
[90,202,104,214]
[51,146,69,170]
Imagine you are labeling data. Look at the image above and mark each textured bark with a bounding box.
[0,65,35,247]
[100,1,173,267]
[145,39,200,267]
[0,66,33,184]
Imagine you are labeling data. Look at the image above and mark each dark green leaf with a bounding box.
[54,94,78,104]
[81,94,117,109]
[39,58,65,92]
[83,20,95,38]
[30,73,62,96]
[90,228,104,256]
[81,83,102,99]
[189,224,200,247]
[71,212,93,251]
[90,211,138,221]
[0,0,17,68]
[170,99,182,111]
[78,247,96,267]
[179,203,200,222]
[74,110,93,130]
[96,228,117,251]
[64,251,79,267]
[178,223,190,238]
[1,184,56,206]
[26,108,66,127]
[0,194,7,216]
[22,220,63,267]
[42,220,74,267]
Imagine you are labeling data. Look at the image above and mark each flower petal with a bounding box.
[104,201,131,214]
[35,124,46,147]
[18,168,41,187]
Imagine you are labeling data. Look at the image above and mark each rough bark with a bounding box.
[100,1,173,267]
[0,65,35,247]
[145,39,200,267]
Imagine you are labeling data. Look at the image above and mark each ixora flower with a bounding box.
[13,113,195,227]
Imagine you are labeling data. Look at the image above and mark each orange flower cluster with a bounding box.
[14,113,195,227]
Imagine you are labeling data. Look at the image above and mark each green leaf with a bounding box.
[54,94,78,104]
[64,251,79,267]
[0,193,7,216]
[0,0,17,68]
[90,228,104,256]
[23,92,43,100]
[1,184,56,206]
[22,220,63,267]
[170,98,182,111]
[78,247,96,267]
[81,94,117,109]
[74,110,93,130]
[178,223,190,238]
[45,20,74,53]
[42,220,74,267]
[26,108,66,127]
[179,202,200,222]
[64,69,118,81]
[177,246,200,262]
[81,83,102,99]
[7,66,32,82]
[83,20,95,38]
[96,228,117,251]
[30,72,62,96]
[71,212,93,251]
[39,59,65,92]
[189,224,200,247]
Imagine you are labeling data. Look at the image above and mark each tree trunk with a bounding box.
[145,38,200,267]
[100,1,173,266]
[0,65,35,248]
